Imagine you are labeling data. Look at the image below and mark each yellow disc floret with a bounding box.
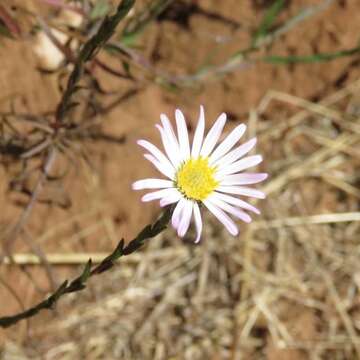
[175,157,218,201]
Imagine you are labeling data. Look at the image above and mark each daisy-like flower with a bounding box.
[132,106,267,242]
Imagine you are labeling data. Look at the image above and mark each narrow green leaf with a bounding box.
[110,239,125,259]
[80,259,92,282]
[48,280,69,304]
[253,0,285,45]
[263,45,360,64]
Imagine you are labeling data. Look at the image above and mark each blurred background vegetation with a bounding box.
[0,0,360,358]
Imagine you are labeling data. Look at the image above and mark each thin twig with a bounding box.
[3,147,57,255]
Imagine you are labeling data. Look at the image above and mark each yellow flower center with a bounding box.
[175,157,218,201]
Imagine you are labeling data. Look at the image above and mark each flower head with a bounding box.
[132,106,267,242]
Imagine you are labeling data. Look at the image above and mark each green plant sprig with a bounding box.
[54,0,135,126]
[0,207,173,329]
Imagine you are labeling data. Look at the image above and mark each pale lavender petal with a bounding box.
[144,154,175,179]
[172,198,186,229]
[209,124,246,164]
[203,199,238,236]
[155,123,181,168]
[193,202,202,243]
[212,192,260,214]
[191,105,205,158]
[175,109,190,161]
[160,114,178,142]
[216,155,263,178]
[137,139,174,171]
[213,138,257,167]
[160,190,182,207]
[207,195,252,223]
[200,113,227,158]
[160,114,181,155]
[177,200,193,237]
[132,178,174,190]
[216,185,266,199]
[142,188,179,202]
[221,173,268,186]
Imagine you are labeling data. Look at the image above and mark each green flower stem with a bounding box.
[0,207,173,328]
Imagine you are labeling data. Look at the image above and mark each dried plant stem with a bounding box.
[322,270,360,358]
[253,212,360,229]
[2,147,57,255]
[1,248,187,266]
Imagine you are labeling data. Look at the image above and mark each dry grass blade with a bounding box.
[1,248,187,265]
[253,212,360,229]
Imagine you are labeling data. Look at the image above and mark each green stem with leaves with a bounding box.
[55,0,135,125]
[0,207,173,328]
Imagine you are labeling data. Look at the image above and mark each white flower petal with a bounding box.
[177,200,193,237]
[175,109,190,161]
[144,154,175,179]
[209,123,246,164]
[207,195,252,223]
[193,202,202,243]
[160,114,180,168]
[203,199,238,236]
[137,139,174,171]
[191,105,205,158]
[213,138,257,167]
[141,188,179,202]
[160,189,182,207]
[155,123,181,168]
[200,113,227,158]
[216,155,263,178]
[160,113,178,144]
[221,173,268,186]
[172,198,187,229]
[212,192,260,214]
[216,185,266,199]
[132,178,173,190]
